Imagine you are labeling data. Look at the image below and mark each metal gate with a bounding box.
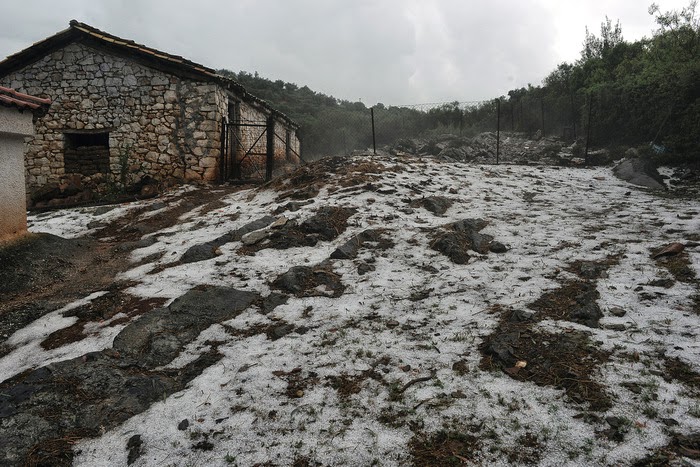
[220,116,275,183]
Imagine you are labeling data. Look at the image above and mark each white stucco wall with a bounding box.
[0,106,34,240]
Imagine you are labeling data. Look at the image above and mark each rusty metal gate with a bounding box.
[220,116,275,183]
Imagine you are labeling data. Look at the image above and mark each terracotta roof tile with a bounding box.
[0,86,51,111]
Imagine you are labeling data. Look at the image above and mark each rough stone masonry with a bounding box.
[0,22,301,203]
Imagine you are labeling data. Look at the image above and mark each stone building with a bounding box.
[0,20,300,205]
[0,86,50,239]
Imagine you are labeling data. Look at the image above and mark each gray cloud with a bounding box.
[0,0,685,105]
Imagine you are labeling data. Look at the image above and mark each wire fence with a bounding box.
[298,87,688,164]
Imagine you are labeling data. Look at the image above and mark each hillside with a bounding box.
[1,153,699,466]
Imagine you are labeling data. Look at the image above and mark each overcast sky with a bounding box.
[0,0,691,105]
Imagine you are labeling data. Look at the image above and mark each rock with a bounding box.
[235,216,277,238]
[653,242,684,259]
[330,229,392,260]
[273,200,314,214]
[605,323,627,331]
[180,242,220,264]
[113,286,259,366]
[331,236,364,260]
[180,216,276,264]
[489,241,508,253]
[577,262,607,279]
[357,262,375,275]
[301,206,357,241]
[139,184,159,198]
[270,324,295,340]
[93,206,115,216]
[393,138,417,154]
[452,360,470,375]
[452,218,488,233]
[509,309,535,322]
[605,416,625,428]
[261,293,289,314]
[127,434,143,465]
[269,216,288,229]
[481,332,519,367]
[647,278,675,288]
[411,196,453,216]
[613,159,665,190]
[272,265,345,298]
[438,147,469,161]
[609,307,627,317]
[571,300,603,328]
[178,419,190,430]
[241,229,268,246]
[431,218,498,263]
[431,232,471,264]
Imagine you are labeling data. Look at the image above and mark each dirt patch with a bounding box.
[325,369,384,399]
[504,432,543,465]
[409,430,481,466]
[270,156,400,201]
[531,257,621,328]
[480,306,612,411]
[0,234,92,298]
[0,349,222,467]
[529,281,603,328]
[3,186,250,356]
[430,218,507,264]
[330,228,394,260]
[273,200,314,214]
[654,251,698,284]
[271,367,319,398]
[566,257,619,280]
[222,319,308,342]
[41,292,167,350]
[409,196,454,216]
[94,186,244,243]
[0,235,131,352]
[634,433,700,465]
[242,207,357,253]
[272,265,345,298]
[662,357,700,392]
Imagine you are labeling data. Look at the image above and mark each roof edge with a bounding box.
[0,85,52,112]
[0,21,298,129]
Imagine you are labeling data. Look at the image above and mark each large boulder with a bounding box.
[613,158,665,190]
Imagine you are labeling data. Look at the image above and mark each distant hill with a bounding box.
[220,2,699,162]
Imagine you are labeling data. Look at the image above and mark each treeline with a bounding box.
[219,68,502,157]
[511,2,700,158]
[219,2,699,160]
[217,69,432,157]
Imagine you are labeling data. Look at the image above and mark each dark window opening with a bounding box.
[64,132,110,176]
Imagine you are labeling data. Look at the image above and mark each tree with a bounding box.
[581,16,624,61]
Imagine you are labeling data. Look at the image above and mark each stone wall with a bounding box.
[0,42,225,197]
[0,41,301,198]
